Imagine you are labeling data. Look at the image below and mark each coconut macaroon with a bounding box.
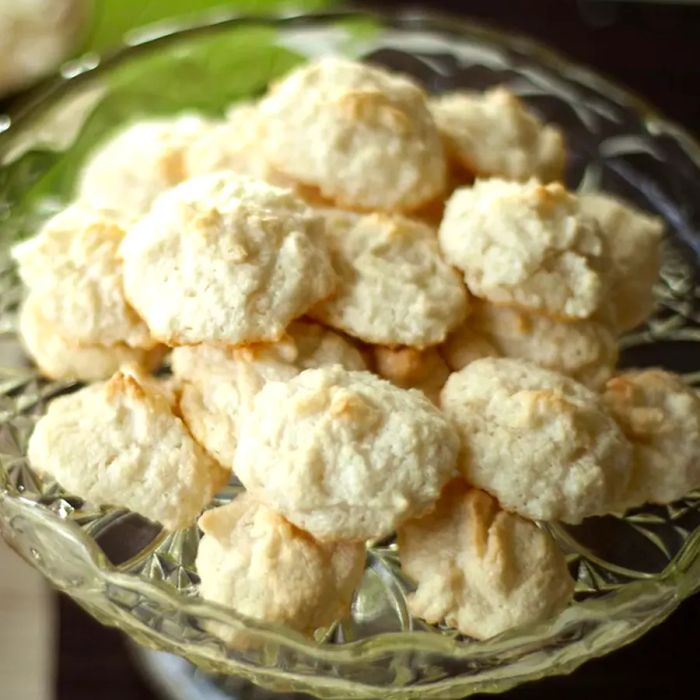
[439,179,608,320]
[234,366,459,542]
[184,102,277,182]
[310,210,468,348]
[441,358,632,523]
[372,346,450,404]
[442,302,618,389]
[27,370,225,530]
[398,483,574,639]
[579,192,664,332]
[603,370,700,510]
[172,321,366,468]
[12,204,154,349]
[77,114,208,222]
[0,0,84,96]
[429,87,565,183]
[18,295,164,381]
[120,172,336,346]
[196,494,365,642]
[259,57,446,212]
[173,345,249,471]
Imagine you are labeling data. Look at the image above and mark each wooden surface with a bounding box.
[0,541,54,700]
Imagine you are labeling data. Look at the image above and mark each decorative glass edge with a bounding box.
[2,490,699,699]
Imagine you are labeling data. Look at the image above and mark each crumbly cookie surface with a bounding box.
[27,369,225,530]
[196,494,365,641]
[442,302,618,388]
[184,102,277,182]
[580,192,663,331]
[173,344,286,470]
[398,482,574,639]
[603,370,700,509]
[120,172,336,346]
[19,294,163,381]
[172,321,365,468]
[12,204,153,348]
[439,179,608,320]
[77,114,208,222]
[441,358,632,523]
[429,87,565,182]
[234,366,459,541]
[310,209,468,347]
[259,57,446,212]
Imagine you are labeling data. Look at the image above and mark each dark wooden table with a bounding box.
[5,1,699,698]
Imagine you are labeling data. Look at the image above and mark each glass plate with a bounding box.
[1,9,700,700]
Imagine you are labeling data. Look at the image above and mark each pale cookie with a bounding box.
[19,294,164,381]
[398,482,574,639]
[259,57,446,212]
[120,172,336,346]
[439,179,608,320]
[442,302,618,388]
[177,381,240,472]
[27,370,226,530]
[309,210,468,348]
[441,358,632,523]
[0,0,83,96]
[172,321,365,468]
[12,204,154,348]
[603,370,700,510]
[372,346,450,404]
[196,494,365,642]
[77,113,208,222]
[579,192,663,332]
[429,87,565,182]
[184,102,278,183]
[173,345,265,470]
[234,366,459,541]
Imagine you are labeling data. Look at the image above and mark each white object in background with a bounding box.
[0,0,85,96]
[0,540,54,700]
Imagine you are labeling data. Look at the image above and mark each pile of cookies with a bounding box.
[16,57,700,643]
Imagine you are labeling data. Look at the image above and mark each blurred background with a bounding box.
[1,0,699,129]
[1,1,699,699]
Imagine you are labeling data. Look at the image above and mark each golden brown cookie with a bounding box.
[398,482,574,639]
[196,494,365,642]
